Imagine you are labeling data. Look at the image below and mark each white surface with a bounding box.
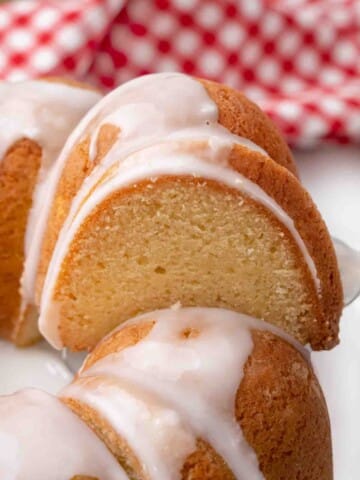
[0,143,358,478]
[0,340,71,395]
[296,144,360,480]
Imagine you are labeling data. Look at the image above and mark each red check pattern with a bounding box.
[0,0,359,148]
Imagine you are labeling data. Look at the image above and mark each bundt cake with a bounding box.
[0,79,101,345]
[34,73,342,351]
[61,308,332,480]
[0,308,332,479]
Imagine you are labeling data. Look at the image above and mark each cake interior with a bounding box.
[52,177,319,351]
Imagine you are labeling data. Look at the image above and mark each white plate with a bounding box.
[0,144,359,478]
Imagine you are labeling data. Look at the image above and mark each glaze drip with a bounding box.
[0,389,126,480]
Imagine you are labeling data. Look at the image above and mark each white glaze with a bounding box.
[0,389,127,480]
[13,81,101,309]
[35,73,320,347]
[65,377,197,480]
[62,307,308,480]
[0,340,71,395]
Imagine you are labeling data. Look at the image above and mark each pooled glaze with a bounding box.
[37,73,320,348]
[12,81,101,310]
[0,389,127,480]
[62,307,308,480]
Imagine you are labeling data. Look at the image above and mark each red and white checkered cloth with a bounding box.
[0,0,359,148]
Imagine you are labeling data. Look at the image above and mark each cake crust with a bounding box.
[201,79,297,176]
[63,318,332,480]
[229,145,343,349]
[238,330,332,479]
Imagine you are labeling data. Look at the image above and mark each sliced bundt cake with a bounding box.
[0,79,101,345]
[36,74,342,351]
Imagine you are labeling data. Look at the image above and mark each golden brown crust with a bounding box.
[238,330,333,479]
[0,138,42,340]
[81,321,155,371]
[181,440,235,480]
[67,319,332,480]
[201,78,298,176]
[71,477,99,480]
[228,145,343,349]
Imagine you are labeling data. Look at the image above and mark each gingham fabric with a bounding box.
[0,0,359,148]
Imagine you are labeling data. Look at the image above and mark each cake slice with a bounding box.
[0,79,101,345]
[36,73,342,351]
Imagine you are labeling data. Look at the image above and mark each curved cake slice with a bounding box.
[0,388,124,479]
[0,79,101,345]
[36,76,342,351]
[36,73,342,351]
[61,307,333,480]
